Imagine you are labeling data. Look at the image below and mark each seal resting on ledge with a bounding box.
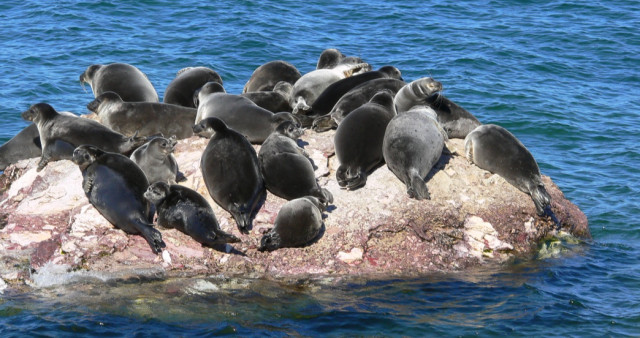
[0,126,589,288]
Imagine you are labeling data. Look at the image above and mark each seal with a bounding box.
[424,93,482,139]
[334,90,397,190]
[311,78,406,132]
[383,106,447,200]
[242,60,301,93]
[144,182,241,248]
[290,61,371,115]
[130,136,180,185]
[71,145,165,254]
[21,103,146,171]
[240,81,293,113]
[79,63,159,102]
[258,196,325,252]
[316,48,366,70]
[464,124,558,223]
[307,66,403,118]
[393,77,444,113]
[87,91,197,139]
[163,66,223,108]
[0,111,80,170]
[258,121,333,204]
[195,82,300,144]
[195,117,266,234]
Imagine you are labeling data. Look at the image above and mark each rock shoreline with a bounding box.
[0,127,589,290]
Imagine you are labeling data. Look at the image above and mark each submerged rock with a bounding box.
[0,128,589,289]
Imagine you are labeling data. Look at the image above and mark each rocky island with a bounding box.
[0,125,589,292]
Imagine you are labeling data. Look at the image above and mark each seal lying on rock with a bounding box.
[464,124,559,225]
[144,182,241,249]
[21,103,146,171]
[130,136,180,185]
[259,121,333,205]
[87,91,197,139]
[72,145,165,254]
[240,81,293,113]
[334,90,397,190]
[163,66,223,108]
[259,196,325,252]
[383,106,447,200]
[195,117,266,234]
[79,62,159,102]
[242,60,301,93]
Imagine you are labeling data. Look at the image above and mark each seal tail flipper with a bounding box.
[407,170,430,200]
[345,169,367,190]
[230,204,252,235]
[531,184,560,229]
[137,222,166,254]
[292,97,311,115]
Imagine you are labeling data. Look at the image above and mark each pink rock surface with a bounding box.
[0,128,589,288]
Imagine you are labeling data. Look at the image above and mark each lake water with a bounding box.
[0,0,639,335]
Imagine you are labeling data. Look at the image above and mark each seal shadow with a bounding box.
[208,243,247,257]
[425,144,453,182]
[324,205,337,214]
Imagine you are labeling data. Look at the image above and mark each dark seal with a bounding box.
[195,117,266,234]
[242,60,301,93]
[163,66,223,108]
[72,145,165,254]
[144,182,241,248]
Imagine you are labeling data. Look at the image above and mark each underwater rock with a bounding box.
[0,127,589,288]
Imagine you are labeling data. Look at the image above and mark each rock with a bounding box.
[0,129,589,289]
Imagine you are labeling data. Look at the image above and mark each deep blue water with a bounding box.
[1,0,639,335]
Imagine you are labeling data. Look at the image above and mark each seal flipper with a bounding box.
[38,139,76,171]
[135,220,166,254]
[530,183,561,229]
[407,169,430,200]
[229,203,252,235]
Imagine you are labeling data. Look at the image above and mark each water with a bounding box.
[1,0,639,335]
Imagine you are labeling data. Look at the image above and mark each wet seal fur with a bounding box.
[144,182,241,249]
[163,66,223,108]
[464,124,560,225]
[87,91,196,139]
[130,136,180,185]
[259,196,325,252]
[21,103,146,171]
[258,121,333,205]
[383,106,447,200]
[72,145,165,254]
[79,63,159,102]
[334,90,397,190]
[194,117,266,234]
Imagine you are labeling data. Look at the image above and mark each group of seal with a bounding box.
[3,48,562,255]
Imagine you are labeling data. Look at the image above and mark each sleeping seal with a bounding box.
[258,196,325,252]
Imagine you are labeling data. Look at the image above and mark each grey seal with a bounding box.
[383,107,447,200]
[79,63,159,102]
[240,81,293,113]
[242,60,301,93]
[72,145,165,254]
[464,124,559,224]
[258,121,333,204]
[130,136,179,185]
[424,93,482,139]
[195,82,299,144]
[311,78,406,132]
[21,103,146,171]
[316,48,366,70]
[334,90,397,190]
[87,91,197,139]
[258,196,325,252]
[163,66,223,108]
[290,62,371,115]
[144,182,241,248]
[195,117,266,234]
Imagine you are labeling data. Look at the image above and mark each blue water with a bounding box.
[1,0,639,335]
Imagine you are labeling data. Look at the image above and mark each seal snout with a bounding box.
[21,108,34,121]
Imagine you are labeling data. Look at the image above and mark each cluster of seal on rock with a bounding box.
[3,48,561,254]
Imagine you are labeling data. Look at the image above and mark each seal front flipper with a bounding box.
[408,169,430,200]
